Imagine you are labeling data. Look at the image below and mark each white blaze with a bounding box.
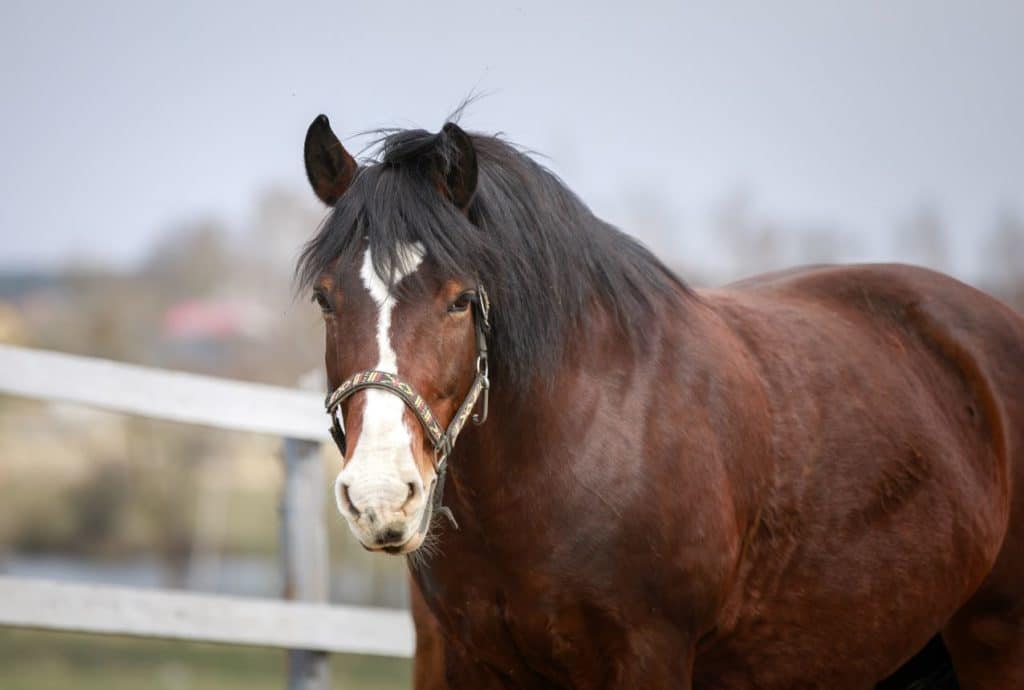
[336,243,425,518]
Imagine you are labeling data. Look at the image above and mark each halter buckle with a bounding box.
[476,284,491,334]
[472,369,489,426]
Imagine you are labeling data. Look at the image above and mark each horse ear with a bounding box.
[440,122,478,211]
[304,114,357,206]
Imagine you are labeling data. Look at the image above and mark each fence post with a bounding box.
[280,435,330,690]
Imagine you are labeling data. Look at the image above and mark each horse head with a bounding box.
[302,115,486,554]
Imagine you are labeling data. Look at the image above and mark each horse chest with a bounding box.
[436,579,620,689]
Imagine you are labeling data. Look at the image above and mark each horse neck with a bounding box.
[442,297,679,545]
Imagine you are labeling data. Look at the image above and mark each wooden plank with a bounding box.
[0,576,414,657]
[280,437,331,689]
[0,344,330,442]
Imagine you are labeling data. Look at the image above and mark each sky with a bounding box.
[1,0,1022,279]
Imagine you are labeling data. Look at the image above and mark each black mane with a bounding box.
[296,125,689,393]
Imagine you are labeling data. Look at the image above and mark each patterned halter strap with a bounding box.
[323,285,491,529]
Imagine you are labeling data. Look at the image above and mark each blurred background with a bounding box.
[1,1,1021,689]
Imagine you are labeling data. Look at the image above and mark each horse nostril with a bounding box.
[340,484,360,519]
[364,507,378,525]
[402,482,419,511]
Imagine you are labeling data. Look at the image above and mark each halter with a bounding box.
[324,285,491,530]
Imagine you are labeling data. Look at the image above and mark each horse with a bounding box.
[296,113,1024,689]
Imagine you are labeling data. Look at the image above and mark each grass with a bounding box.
[0,628,411,690]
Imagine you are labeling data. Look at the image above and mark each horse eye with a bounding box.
[447,291,474,314]
[312,291,332,313]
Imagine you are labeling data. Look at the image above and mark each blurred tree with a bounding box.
[66,459,132,554]
[713,190,788,279]
[981,209,1024,310]
[246,186,325,285]
[32,268,163,363]
[124,417,203,588]
[897,203,949,271]
[142,220,232,298]
[797,225,852,266]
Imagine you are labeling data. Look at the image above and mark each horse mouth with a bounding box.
[369,527,426,555]
[360,529,420,555]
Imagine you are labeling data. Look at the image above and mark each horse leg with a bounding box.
[605,628,694,690]
[410,577,449,690]
[943,481,1024,688]
[874,634,959,689]
[943,599,1024,689]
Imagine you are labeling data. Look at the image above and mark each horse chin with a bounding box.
[356,526,426,555]
[390,529,427,555]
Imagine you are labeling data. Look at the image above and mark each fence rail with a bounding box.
[0,343,329,441]
[0,576,414,657]
[0,344,413,689]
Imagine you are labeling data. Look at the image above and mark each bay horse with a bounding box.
[297,114,1024,689]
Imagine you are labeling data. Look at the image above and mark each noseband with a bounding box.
[324,286,491,530]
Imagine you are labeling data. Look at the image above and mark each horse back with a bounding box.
[724,262,1024,484]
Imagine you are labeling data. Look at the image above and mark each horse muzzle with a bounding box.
[334,469,436,554]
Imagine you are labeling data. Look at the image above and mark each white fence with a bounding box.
[0,344,414,689]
